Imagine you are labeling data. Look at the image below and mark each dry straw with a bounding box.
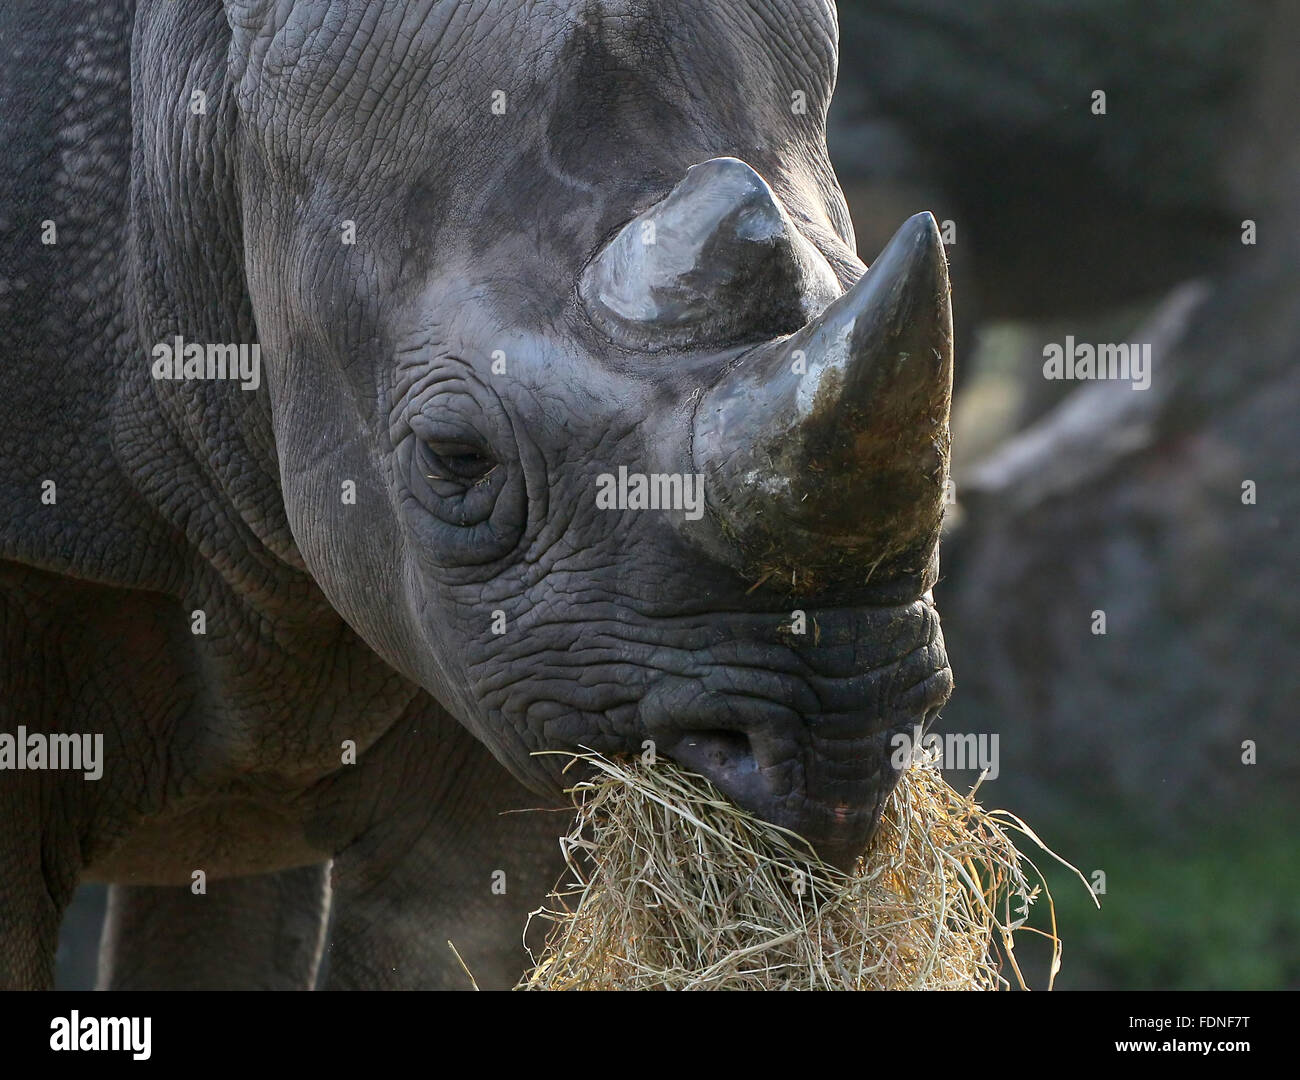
[518,747,1090,990]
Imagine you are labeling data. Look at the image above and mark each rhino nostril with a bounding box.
[661,728,768,813]
[672,728,752,772]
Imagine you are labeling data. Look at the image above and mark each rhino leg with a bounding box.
[321,707,566,991]
[1,569,93,988]
[96,864,331,990]
[0,811,78,989]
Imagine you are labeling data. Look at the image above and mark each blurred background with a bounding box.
[827,0,1298,988]
[56,0,1298,990]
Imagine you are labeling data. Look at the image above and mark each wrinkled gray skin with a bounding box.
[0,0,952,989]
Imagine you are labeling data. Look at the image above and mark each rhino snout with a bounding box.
[632,609,953,871]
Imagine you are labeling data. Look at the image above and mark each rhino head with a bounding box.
[225,0,953,868]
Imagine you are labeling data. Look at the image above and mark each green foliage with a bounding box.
[1027,800,1300,989]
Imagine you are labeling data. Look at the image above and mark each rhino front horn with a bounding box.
[580,157,841,351]
[692,212,953,585]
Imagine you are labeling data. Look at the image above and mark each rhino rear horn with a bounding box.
[580,157,841,350]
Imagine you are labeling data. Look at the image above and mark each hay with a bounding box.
[518,747,1087,990]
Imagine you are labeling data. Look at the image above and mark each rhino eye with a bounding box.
[401,412,521,558]
[421,441,497,486]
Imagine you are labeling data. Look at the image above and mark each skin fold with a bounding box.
[0,0,951,989]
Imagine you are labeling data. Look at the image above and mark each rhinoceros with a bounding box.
[0,0,952,989]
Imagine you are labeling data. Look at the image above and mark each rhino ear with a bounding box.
[580,158,841,352]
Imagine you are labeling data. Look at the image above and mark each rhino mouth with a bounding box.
[501,597,953,871]
[649,679,952,871]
